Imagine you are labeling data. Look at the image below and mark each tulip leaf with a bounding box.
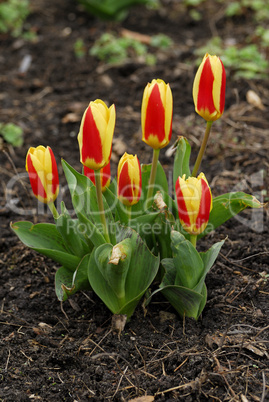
[88,227,159,318]
[200,191,265,238]
[149,234,224,319]
[56,202,92,258]
[62,159,93,196]
[10,221,81,271]
[131,161,169,216]
[164,231,204,289]
[173,136,191,189]
[103,185,129,225]
[62,159,116,244]
[55,254,91,301]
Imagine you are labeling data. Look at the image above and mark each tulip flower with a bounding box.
[175,173,212,237]
[117,152,141,207]
[193,53,226,122]
[191,54,226,177]
[26,146,59,205]
[77,99,116,170]
[84,163,111,192]
[141,79,173,150]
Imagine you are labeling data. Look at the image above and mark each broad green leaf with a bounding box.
[11,221,81,271]
[56,202,92,258]
[76,211,107,247]
[194,239,225,295]
[149,284,204,319]
[170,231,204,289]
[55,254,91,301]
[88,227,159,318]
[62,159,93,197]
[173,136,191,189]
[131,161,169,217]
[62,159,116,244]
[200,192,264,238]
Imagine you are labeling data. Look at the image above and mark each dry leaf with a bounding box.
[61,112,81,123]
[128,396,154,402]
[246,90,265,110]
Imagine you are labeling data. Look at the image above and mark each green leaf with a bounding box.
[153,235,224,320]
[11,221,81,271]
[62,159,116,245]
[55,254,91,301]
[88,227,159,318]
[201,192,264,237]
[170,231,204,289]
[131,161,169,217]
[194,239,225,295]
[56,202,92,258]
[173,136,191,189]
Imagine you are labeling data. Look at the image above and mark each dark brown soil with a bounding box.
[0,0,268,400]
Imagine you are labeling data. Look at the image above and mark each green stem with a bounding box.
[125,205,132,222]
[190,235,197,248]
[95,169,110,243]
[192,121,213,177]
[48,202,59,220]
[146,148,160,209]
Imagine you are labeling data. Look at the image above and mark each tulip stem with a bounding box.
[190,235,197,248]
[192,121,213,177]
[48,202,59,220]
[95,169,110,243]
[125,205,132,222]
[146,148,160,209]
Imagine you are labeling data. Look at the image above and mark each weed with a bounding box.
[0,123,23,147]
[194,37,268,79]
[0,0,30,38]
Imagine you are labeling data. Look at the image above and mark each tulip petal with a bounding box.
[144,83,166,145]
[196,178,212,230]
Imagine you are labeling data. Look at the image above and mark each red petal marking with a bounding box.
[84,166,95,185]
[49,147,59,196]
[196,179,211,229]
[144,84,165,143]
[175,179,191,226]
[27,154,47,201]
[197,58,215,114]
[118,162,133,203]
[168,112,173,141]
[219,60,226,114]
[82,106,103,164]
[101,163,111,188]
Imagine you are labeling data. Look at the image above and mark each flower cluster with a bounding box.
[13,54,263,321]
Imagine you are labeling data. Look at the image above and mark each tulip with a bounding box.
[141,79,173,150]
[193,53,226,122]
[117,152,141,207]
[26,146,59,205]
[175,173,212,236]
[77,99,116,170]
[84,163,111,192]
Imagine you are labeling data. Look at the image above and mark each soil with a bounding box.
[0,0,269,401]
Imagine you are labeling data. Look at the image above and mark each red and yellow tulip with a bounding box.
[117,153,142,206]
[84,163,111,192]
[77,99,116,170]
[26,146,59,204]
[141,79,173,150]
[175,173,212,235]
[193,53,226,122]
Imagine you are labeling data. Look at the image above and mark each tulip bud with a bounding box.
[175,173,212,235]
[77,99,116,170]
[117,152,142,206]
[141,79,173,149]
[26,146,59,204]
[193,53,226,122]
[84,162,111,192]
